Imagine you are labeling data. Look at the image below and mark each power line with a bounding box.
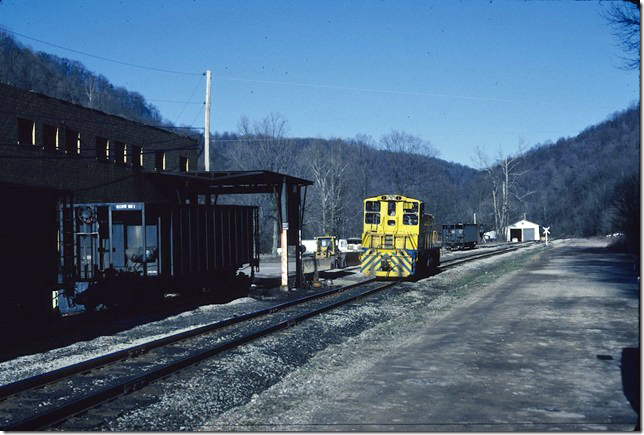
[216,75,570,107]
[174,74,205,125]
[148,99,203,104]
[1,28,203,76]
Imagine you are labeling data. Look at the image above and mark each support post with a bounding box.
[204,70,211,171]
[280,178,289,291]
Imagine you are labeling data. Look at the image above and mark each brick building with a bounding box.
[0,82,199,203]
[0,82,200,330]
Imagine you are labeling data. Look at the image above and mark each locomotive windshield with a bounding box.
[365,201,380,212]
[402,201,419,225]
[365,200,381,224]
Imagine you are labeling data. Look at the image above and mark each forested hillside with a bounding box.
[516,105,640,238]
[212,130,478,249]
[0,30,165,125]
[1,29,639,254]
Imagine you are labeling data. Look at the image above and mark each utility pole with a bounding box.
[204,70,212,171]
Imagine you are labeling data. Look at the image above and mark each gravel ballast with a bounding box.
[2,239,637,431]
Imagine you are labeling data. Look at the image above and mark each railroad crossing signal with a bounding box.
[543,227,550,245]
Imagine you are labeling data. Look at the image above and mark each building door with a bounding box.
[510,228,522,242]
[523,228,535,241]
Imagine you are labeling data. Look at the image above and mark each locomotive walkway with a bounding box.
[285,238,640,431]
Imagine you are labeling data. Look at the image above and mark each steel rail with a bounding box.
[3,280,394,431]
[2,242,535,430]
[0,278,376,402]
[438,242,534,270]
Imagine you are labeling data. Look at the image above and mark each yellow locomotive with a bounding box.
[360,195,440,278]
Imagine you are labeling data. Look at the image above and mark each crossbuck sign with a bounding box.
[543,227,551,246]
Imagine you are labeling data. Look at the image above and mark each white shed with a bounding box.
[506,219,540,242]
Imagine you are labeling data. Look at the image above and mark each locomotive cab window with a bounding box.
[365,201,381,212]
[403,202,418,213]
[388,201,396,216]
[365,212,380,224]
[403,214,419,225]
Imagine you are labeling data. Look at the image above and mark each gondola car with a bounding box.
[60,201,259,311]
[360,195,440,279]
[441,223,481,250]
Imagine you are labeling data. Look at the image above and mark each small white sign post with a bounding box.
[543,227,550,246]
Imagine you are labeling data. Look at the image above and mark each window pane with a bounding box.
[365,213,380,224]
[403,214,418,225]
[43,124,58,151]
[365,201,380,212]
[18,118,35,145]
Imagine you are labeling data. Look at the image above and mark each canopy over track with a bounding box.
[146,170,313,289]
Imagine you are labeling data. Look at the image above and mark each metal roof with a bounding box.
[144,170,313,194]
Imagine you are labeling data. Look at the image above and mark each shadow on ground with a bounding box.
[621,347,640,430]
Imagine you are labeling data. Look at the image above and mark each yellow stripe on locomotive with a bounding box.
[360,195,440,278]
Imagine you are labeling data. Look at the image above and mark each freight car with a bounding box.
[441,223,481,250]
[59,201,258,312]
[360,195,440,279]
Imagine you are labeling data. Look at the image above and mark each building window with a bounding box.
[155,151,166,171]
[96,137,109,160]
[114,141,126,164]
[43,124,58,151]
[131,145,143,167]
[179,155,189,172]
[17,117,35,145]
[65,128,80,155]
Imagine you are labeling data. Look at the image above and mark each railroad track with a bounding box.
[0,278,394,430]
[438,242,534,270]
[0,241,535,430]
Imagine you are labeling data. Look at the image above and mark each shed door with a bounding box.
[523,228,535,241]
[510,228,522,242]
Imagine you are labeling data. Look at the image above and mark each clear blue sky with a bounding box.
[0,0,639,166]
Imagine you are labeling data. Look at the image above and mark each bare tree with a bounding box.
[379,130,439,196]
[223,113,295,254]
[84,75,101,109]
[350,134,377,201]
[603,0,640,70]
[226,113,295,173]
[308,139,349,236]
[474,141,533,240]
